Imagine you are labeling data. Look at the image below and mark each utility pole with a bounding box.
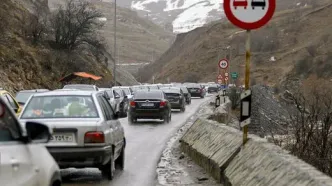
[113,0,117,86]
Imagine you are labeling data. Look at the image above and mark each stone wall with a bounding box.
[180,118,332,186]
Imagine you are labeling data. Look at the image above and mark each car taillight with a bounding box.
[130,101,136,107]
[160,101,166,107]
[84,132,104,143]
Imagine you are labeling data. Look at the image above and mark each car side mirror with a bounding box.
[115,95,120,99]
[25,122,51,143]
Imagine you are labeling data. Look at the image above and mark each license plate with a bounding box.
[142,103,154,107]
[50,133,74,142]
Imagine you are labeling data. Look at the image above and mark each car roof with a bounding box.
[18,89,49,93]
[64,84,96,86]
[32,90,96,97]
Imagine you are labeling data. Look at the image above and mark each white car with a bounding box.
[0,97,61,186]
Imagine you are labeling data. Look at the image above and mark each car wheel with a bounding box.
[163,113,169,123]
[169,112,172,121]
[128,116,135,124]
[101,149,115,180]
[115,146,125,170]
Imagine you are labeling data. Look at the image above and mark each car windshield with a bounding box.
[187,84,201,88]
[134,91,163,99]
[210,84,219,88]
[15,92,35,103]
[161,88,181,94]
[20,95,99,119]
[63,85,95,91]
[113,88,123,96]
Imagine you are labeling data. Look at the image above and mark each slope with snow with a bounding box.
[130,0,224,33]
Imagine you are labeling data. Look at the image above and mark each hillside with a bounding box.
[140,0,332,88]
[0,0,139,93]
[48,0,175,64]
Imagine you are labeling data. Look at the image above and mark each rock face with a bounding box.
[251,85,289,137]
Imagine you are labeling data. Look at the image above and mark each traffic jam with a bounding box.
[0,82,222,186]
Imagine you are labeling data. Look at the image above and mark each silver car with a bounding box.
[99,88,121,112]
[19,90,126,180]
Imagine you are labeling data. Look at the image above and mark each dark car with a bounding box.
[251,0,266,9]
[15,89,49,106]
[175,86,191,104]
[161,87,186,112]
[128,90,171,124]
[187,84,205,98]
[208,84,220,93]
[112,87,129,117]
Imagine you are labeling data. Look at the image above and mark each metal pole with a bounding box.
[243,30,251,145]
[113,0,117,86]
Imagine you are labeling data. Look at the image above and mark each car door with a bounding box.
[0,108,39,186]
[97,96,122,158]
[100,96,124,158]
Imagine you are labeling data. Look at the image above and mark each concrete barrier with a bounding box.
[180,118,332,186]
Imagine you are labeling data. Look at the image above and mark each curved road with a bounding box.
[63,97,209,186]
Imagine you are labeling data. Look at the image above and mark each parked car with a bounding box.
[0,96,61,186]
[99,88,121,112]
[19,90,126,180]
[161,87,186,112]
[63,84,99,91]
[145,84,160,90]
[0,88,22,116]
[208,84,220,93]
[128,90,171,124]
[131,85,149,94]
[187,84,206,98]
[112,87,129,117]
[15,89,49,106]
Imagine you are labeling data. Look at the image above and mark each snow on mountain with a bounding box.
[130,0,224,33]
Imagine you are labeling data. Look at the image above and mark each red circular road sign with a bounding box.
[218,59,229,69]
[223,0,276,30]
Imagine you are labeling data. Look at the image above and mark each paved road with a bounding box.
[62,97,209,186]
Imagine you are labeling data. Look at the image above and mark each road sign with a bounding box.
[240,90,252,127]
[231,72,238,79]
[225,77,229,81]
[217,74,223,79]
[225,72,229,77]
[217,79,223,84]
[218,59,229,69]
[223,0,276,30]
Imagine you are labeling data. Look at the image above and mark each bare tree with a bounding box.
[51,0,104,50]
[276,77,332,176]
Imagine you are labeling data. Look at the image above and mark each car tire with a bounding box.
[128,116,136,124]
[101,149,115,180]
[163,112,170,123]
[115,146,125,170]
[181,106,185,112]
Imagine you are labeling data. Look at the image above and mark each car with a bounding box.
[187,84,206,98]
[116,86,134,100]
[0,96,61,186]
[174,85,191,104]
[63,84,99,91]
[251,0,266,9]
[128,90,171,124]
[18,90,126,180]
[208,84,220,93]
[233,0,248,9]
[99,88,121,112]
[15,89,49,106]
[0,88,22,116]
[112,87,129,117]
[160,87,186,112]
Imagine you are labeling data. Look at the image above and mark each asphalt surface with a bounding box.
[62,96,209,186]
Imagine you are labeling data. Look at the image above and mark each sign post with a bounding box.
[223,0,276,145]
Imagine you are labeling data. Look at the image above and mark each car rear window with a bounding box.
[134,91,163,99]
[180,87,189,93]
[21,95,99,119]
[161,89,181,94]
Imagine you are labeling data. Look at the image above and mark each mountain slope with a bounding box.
[48,0,174,64]
[139,0,332,87]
